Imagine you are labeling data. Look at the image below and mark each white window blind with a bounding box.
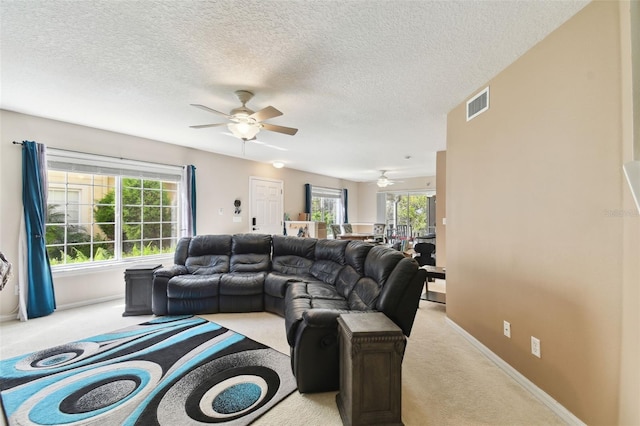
[311,186,341,198]
[47,149,182,181]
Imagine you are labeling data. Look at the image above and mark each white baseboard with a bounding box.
[446,317,586,426]
[56,295,124,312]
[0,295,124,323]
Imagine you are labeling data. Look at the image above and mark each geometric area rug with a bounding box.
[0,316,297,425]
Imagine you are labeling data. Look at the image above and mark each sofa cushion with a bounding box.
[272,235,317,276]
[376,257,421,312]
[232,233,272,254]
[264,272,311,298]
[272,255,315,276]
[189,234,232,256]
[314,239,348,264]
[312,298,350,310]
[284,289,351,346]
[363,245,404,286]
[285,280,340,300]
[310,260,345,284]
[334,265,363,299]
[305,282,344,300]
[167,275,220,299]
[186,255,230,275]
[272,235,316,259]
[184,235,232,274]
[346,246,404,310]
[219,272,266,296]
[345,241,373,275]
[347,277,379,310]
[230,233,272,273]
[333,242,374,299]
[284,281,313,300]
[309,239,348,284]
[231,254,271,273]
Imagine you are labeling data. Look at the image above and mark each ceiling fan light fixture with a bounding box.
[227,120,260,140]
[190,90,297,144]
[377,177,390,188]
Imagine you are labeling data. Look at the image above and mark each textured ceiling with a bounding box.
[0,0,589,182]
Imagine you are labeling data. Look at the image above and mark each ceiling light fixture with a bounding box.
[273,162,284,169]
[227,113,261,140]
[377,176,391,188]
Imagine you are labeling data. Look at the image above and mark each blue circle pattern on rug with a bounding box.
[213,382,262,414]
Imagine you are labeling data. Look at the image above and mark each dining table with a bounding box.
[337,233,375,241]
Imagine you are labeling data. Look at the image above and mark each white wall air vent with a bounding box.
[466,86,489,121]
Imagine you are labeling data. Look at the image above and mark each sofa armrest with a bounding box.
[154,264,188,278]
[152,265,187,316]
[302,308,373,328]
[293,308,374,393]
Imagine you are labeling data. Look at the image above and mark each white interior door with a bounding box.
[249,177,283,235]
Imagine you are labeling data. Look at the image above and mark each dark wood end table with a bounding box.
[123,264,162,316]
[336,312,405,426]
[421,265,446,304]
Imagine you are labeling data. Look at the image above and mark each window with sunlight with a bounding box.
[311,186,343,226]
[45,150,182,268]
[384,191,435,238]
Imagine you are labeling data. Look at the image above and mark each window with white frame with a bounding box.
[310,186,343,226]
[45,149,182,267]
[382,190,436,237]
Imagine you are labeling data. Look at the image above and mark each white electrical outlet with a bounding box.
[531,336,541,358]
[503,321,511,338]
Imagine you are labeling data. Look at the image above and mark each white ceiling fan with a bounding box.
[376,170,402,188]
[190,90,298,147]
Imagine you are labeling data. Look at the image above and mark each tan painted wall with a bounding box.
[446,2,637,424]
[435,151,446,266]
[0,110,358,319]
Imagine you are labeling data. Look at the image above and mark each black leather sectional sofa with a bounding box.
[152,233,426,393]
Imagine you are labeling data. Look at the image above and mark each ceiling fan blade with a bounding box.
[250,106,283,122]
[190,104,231,118]
[261,123,298,136]
[190,123,228,129]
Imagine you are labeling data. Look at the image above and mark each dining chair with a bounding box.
[373,223,386,243]
[396,224,408,240]
[342,223,353,234]
[386,225,395,243]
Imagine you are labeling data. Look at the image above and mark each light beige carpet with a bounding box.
[0,298,564,426]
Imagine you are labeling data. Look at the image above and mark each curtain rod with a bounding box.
[11,142,187,170]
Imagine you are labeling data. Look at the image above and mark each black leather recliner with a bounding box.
[286,243,425,392]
